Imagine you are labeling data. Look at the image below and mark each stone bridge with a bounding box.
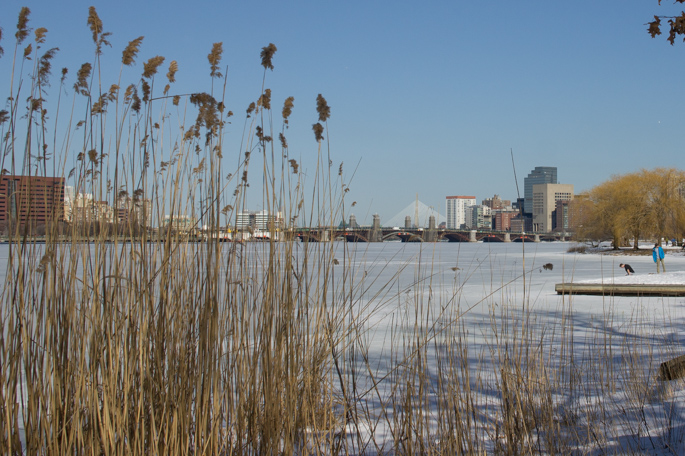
[294,227,566,243]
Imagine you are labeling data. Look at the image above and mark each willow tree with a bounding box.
[646,168,685,241]
[572,168,685,249]
[569,194,613,246]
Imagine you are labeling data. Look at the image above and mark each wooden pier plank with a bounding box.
[555,283,685,296]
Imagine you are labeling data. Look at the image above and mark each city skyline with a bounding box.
[1,2,684,227]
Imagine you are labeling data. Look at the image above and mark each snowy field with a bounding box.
[321,240,685,455]
[5,240,685,454]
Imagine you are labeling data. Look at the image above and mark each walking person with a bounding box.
[652,242,666,273]
[619,263,634,275]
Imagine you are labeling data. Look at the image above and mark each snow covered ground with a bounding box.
[325,240,685,454]
[5,240,685,454]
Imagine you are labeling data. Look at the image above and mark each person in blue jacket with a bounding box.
[652,242,666,273]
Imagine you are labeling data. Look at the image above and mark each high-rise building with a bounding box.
[0,175,65,226]
[523,167,557,214]
[446,196,476,229]
[466,205,491,230]
[554,200,571,232]
[532,183,573,232]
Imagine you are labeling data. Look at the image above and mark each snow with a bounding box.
[327,241,685,454]
[577,270,685,285]
[6,240,685,454]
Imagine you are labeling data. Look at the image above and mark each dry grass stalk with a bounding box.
[1,6,684,456]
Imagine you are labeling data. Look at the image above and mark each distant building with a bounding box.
[482,194,511,210]
[163,214,197,232]
[0,175,65,226]
[446,196,476,229]
[524,167,557,215]
[509,216,526,233]
[235,210,283,231]
[493,210,519,231]
[554,200,571,232]
[466,205,491,230]
[532,183,573,232]
[117,195,153,227]
[68,193,114,224]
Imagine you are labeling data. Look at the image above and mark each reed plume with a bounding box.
[122,36,144,66]
[131,89,141,113]
[123,84,134,102]
[87,6,103,43]
[142,55,165,79]
[0,27,4,57]
[34,27,47,44]
[282,96,294,123]
[16,7,31,45]
[88,148,98,164]
[260,42,277,70]
[167,60,178,83]
[73,62,92,94]
[316,93,330,122]
[189,92,218,129]
[255,125,271,144]
[289,158,298,173]
[107,83,118,99]
[312,122,324,142]
[23,43,32,59]
[37,47,59,87]
[258,88,271,110]
[208,42,223,78]
[142,80,150,102]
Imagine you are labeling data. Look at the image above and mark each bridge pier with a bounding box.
[504,233,511,242]
[469,230,477,242]
[424,215,438,242]
[369,214,382,242]
[534,234,540,243]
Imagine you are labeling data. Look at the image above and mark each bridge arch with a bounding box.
[442,232,471,242]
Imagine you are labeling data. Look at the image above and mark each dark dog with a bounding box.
[542,263,553,271]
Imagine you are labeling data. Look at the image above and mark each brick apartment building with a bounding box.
[0,175,65,227]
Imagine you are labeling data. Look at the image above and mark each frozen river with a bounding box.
[4,239,685,454]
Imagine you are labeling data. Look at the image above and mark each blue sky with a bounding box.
[2,1,685,225]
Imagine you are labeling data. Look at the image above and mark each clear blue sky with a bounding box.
[2,1,684,225]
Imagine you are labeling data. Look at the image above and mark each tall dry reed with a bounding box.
[1,7,684,456]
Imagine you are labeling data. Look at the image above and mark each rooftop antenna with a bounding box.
[511,148,528,349]
[511,148,521,202]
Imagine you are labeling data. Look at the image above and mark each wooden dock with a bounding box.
[555,283,685,296]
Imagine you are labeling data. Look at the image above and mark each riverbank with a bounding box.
[572,240,685,257]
